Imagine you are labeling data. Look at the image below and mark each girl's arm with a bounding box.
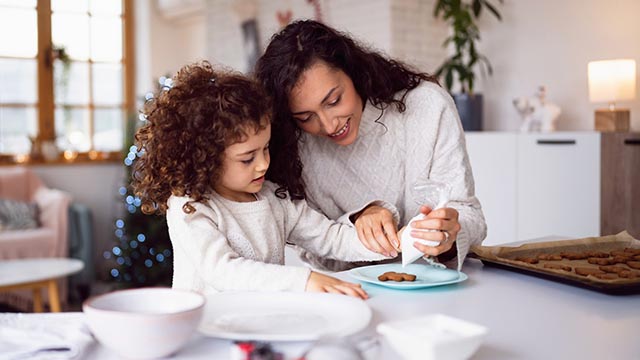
[282,197,394,262]
[167,196,369,298]
[167,197,310,292]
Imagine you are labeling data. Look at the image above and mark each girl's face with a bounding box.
[288,61,363,146]
[215,122,271,202]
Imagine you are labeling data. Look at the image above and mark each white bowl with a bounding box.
[83,287,205,359]
[377,314,487,360]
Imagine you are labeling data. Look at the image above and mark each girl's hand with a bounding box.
[409,205,461,256]
[353,205,399,257]
[305,271,368,300]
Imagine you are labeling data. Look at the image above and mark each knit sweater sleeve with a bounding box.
[282,197,390,262]
[404,83,487,270]
[166,196,310,292]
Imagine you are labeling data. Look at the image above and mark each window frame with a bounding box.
[0,0,135,165]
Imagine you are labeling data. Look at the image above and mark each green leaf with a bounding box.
[482,0,502,20]
[445,69,454,92]
[480,55,494,75]
[472,0,482,17]
[433,0,501,93]
[433,0,445,17]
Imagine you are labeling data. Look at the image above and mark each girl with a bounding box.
[132,61,394,299]
[256,20,486,271]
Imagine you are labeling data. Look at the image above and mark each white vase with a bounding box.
[41,141,59,162]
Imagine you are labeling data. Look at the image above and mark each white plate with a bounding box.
[198,292,371,341]
[348,263,468,290]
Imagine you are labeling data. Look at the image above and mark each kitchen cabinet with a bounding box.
[600,133,640,238]
[465,131,638,245]
[465,133,518,245]
[516,133,600,241]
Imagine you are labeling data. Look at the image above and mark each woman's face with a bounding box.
[288,61,363,146]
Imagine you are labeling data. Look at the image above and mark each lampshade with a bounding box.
[588,59,636,103]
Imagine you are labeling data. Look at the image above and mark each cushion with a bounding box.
[0,199,40,231]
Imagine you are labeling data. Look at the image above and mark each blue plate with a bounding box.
[348,263,468,290]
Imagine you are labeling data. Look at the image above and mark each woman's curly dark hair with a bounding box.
[255,20,439,200]
[133,61,271,215]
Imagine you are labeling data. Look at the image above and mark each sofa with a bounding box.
[0,166,72,311]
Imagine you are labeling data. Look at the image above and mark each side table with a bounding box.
[0,258,84,312]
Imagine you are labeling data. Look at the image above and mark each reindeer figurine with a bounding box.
[513,86,562,132]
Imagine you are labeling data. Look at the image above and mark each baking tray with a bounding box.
[471,231,640,295]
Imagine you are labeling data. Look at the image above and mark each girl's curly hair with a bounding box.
[255,20,439,200]
[133,61,271,215]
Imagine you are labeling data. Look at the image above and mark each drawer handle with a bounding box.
[536,139,576,145]
[624,139,640,146]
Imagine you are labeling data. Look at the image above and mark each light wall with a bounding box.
[32,164,125,280]
[143,0,640,132]
[205,0,394,73]
[477,0,640,131]
[136,0,207,96]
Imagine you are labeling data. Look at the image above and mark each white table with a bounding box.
[0,258,84,312]
[4,258,640,359]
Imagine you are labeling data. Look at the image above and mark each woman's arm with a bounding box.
[404,83,487,270]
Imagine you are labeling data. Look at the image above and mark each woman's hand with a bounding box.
[305,271,368,299]
[409,205,461,256]
[353,205,399,257]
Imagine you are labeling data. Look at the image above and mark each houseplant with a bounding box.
[434,0,502,131]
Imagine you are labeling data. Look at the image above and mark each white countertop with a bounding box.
[3,258,639,359]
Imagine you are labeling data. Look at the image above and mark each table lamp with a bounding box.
[588,59,636,132]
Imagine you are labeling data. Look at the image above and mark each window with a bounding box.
[0,0,134,164]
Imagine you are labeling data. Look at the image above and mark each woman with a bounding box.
[256,20,486,270]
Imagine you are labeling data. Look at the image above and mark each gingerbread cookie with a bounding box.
[626,261,640,270]
[538,254,563,261]
[598,265,627,274]
[623,248,640,255]
[515,257,539,264]
[593,273,618,280]
[586,251,609,258]
[613,256,633,264]
[619,270,640,279]
[543,263,572,272]
[611,250,629,257]
[561,252,589,260]
[574,267,606,277]
[378,271,417,282]
[588,257,615,266]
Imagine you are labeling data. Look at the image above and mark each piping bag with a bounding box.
[401,181,452,267]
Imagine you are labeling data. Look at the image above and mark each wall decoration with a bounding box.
[233,0,260,73]
[307,0,323,22]
[277,9,293,28]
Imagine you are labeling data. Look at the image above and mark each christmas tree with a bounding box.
[107,77,174,287]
